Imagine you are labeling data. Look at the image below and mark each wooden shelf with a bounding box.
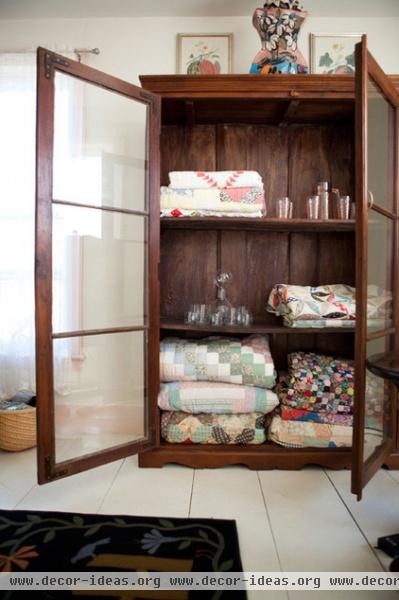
[160,319,355,335]
[160,217,356,232]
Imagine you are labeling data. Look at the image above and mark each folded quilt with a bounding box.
[169,170,263,189]
[161,208,264,218]
[283,319,355,329]
[280,405,353,426]
[160,186,265,213]
[267,284,392,326]
[158,381,279,414]
[160,335,276,389]
[278,352,354,414]
[161,411,266,444]
[268,415,352,448]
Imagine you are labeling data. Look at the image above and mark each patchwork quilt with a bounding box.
[267,283,392,327]
[158,381,279,414]
[160,335,276,389]
[278,352,354,414]
[268,415,353,448]
[161,411,266,444]
[160,186,265,213]
[280,405,353,426]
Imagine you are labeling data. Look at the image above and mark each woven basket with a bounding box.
[0,407,37,451]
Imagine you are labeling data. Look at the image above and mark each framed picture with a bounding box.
[176,33,233,75]
[310,33,363,74]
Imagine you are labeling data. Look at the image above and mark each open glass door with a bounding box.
[352,36,399,499]
[35,48,160,483]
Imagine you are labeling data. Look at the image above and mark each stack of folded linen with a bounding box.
[159,334,278,445]
[268,351,355,448]
[160,170,266,218]
[267,283,392,329]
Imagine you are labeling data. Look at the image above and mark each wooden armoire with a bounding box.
[35,37,399,499]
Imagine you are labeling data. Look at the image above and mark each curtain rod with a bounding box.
[2,47,100,62]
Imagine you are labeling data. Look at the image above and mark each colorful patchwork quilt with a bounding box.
[278,352,354,414]
[160,335,276,389]
[268,415,353,448]
[280,405,353,426]
[284,319,355,329]
[161,411,266,444]
[267,283,392,327]
[158,381,279,414]
[160,186,265,213]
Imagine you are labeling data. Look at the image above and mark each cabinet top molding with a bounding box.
[140,74,399,99]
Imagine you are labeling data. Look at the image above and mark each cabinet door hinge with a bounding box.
[44,52,70,79]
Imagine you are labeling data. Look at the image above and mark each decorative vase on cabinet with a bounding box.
[250,0,308,74]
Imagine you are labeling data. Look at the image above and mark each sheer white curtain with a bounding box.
[0,53,37,398]
[0,51,83,399]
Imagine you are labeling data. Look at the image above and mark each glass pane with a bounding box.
[368,79,394,212]
[53,331,146,461]
[52,204,147,333]
[366,210,393,334]
[364,336,392,461]
[53,70,148,211]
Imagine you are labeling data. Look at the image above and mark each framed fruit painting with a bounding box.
[176,33,233,74]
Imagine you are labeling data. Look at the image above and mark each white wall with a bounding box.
[0,15,398,79]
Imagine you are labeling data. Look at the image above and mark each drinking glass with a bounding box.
[198,303,209,324]
[210,311,223,326]
[184,310,194,324]
[226,307,238,326]
[277,197,291,219]
[306,195,319,219]
[338,196,350,220]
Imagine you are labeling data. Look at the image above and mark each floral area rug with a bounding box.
[0,508,246,599]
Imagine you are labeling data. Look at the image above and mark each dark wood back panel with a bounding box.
[160,125,216,186]
[318,233,356,285]
[160,230,218,320]
[289,233,319,286]
[219,231,289,320]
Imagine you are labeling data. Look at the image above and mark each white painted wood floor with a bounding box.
[1,448,399,600]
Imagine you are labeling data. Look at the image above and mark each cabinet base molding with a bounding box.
[139,444,353,470]
[139,445,399,470]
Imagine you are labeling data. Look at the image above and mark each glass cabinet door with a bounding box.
[35,48,160,483]
[352,37,399,499]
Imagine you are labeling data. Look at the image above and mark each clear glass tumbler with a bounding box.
[306,195,320,219]
[338,196,350,219]
[277,197,291,219]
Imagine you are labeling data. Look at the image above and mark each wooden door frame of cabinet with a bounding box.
[35,48,161,483]
[352,38,399,499]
